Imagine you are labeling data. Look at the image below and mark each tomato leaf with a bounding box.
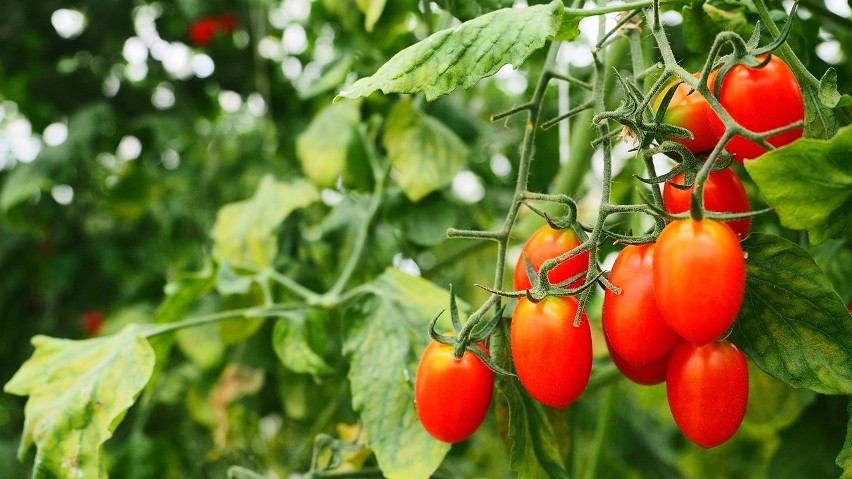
[296,100,361,188]
[809,240,852,303]
[3,325,156,479]
[382,99,469,201]
[355,0,387,32]
[272,311,333,376]
[806,68,852,139]
[212,175,319,268]
[839,399,852,479]
[732,233,852,394]
[433,0,514,21]
[744,124,852,245]
[335,0,569,102]
[341,268,459,479]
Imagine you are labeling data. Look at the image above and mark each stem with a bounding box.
[564,0,676,16]
[581,386,616,479]
[144,304,304,338]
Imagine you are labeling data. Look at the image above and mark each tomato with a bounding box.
[653,218,746,345]
[666,340,749,448]
[81,310,105,336]
[709,55,804,161]
[514,225,589,291]
[188,17,218,47]
[511,296,592,408]
[653,74,721,153]
[414,340,494,443]
[602,244,678,366]
[605,334,669,386]
[663,168,751,239]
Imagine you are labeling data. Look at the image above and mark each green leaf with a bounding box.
[809,240,852,302]
[744,125,852,245]
[803,68,852,139]
[731,233,852,394]
[215,262,254,296]
[839,399,852,479]
[341,268,459,479]
[296,100,361,188]
[4,325,156,479]
[212,175,319,268]
[335,0,565,102]
[0,161,53,215]
[768,395,847,479]
[356,0,387,32]
[433,0,514,21]
[382,99,469,201]
[681,2,749,54]
[272,311,332,376]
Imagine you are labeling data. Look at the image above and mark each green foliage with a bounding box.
[296,101,362,188]
[433,0,515,21]
[733,233,852,394]
[4,326,156,479]
[335,0,569,102]
[745,125,852,244]
[342,268,457,479]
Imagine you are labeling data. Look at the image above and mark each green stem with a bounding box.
[144,304,304,338]
[564,0,675,16]
[752,0,819,87]
[581,386,616,479]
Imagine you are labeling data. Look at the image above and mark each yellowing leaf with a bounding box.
[296,101,361,188]
[383,99,468,201]
[212,175,319,268]
[4,326,156,479]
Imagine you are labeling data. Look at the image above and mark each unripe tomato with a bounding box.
[666,340,749,448]
[602,244,678,366]
[663,168,751,239]
[415,340,494,443]
[513,225,589,291]
[653,74,721,153]
[709,55,804,161]
[511,296,592,408]
[653,218,746,345]
[605,334,669,386]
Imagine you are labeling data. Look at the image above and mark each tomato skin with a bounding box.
[709,55,804,161]
[514,225,589,291]
[602,244,678,367]
[654,74,721,153]
[653,219,746,345]
[663,169,751,239]
[188,17,218,47]
[511,296,592,408]
[81,310,105,336]
[415,340,494,443]
[666,340,749,448]
[605,334,669,386]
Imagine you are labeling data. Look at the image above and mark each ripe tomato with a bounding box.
[188,17,218,47]
[513,225,589,291]
[663,168,751,239]
[81,310,105,336]
[653,218,746,345]
[709,55,804,161]
[414,340,494,443]
[511,296,592,408]
[605,334,669,386]
[654,74,721,153]
[666,340,749,448]
[602,244,678,366]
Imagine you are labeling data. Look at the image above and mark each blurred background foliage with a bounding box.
[1,0,850,477]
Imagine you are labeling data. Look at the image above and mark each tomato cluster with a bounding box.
[188,13,239,47]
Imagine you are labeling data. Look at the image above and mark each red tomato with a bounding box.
[217,13,238,34]
[709,55,804,161]
[653,219,746,345]
[415,340,494,443]
[663,168,751,239]
[602,244,678,366]
[513,225,589,291]
[666,340,749,448]
[654,74,721,153]
[81,310,105,336]
[605,333,669,386]
[511,296,592,408]
[188,17,218,47]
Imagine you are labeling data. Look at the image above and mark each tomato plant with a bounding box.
[709,55,805,161]
[513,224,589,291]
[666,340,749,448]
[653,218,746,345]
[414,340,494,443]
[602,243,677,366]
[663,168,752,239]
[654,74,720,153]
[605,335,669,386]
[511,296,592,408]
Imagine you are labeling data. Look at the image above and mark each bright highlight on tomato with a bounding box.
[415,340,494,443]
[602,243,678,367]
[511,296,592,408]
[653,218,746,345]
[654,74,721,153]
[663,168,751,239]
[666,340,749,448]
[710,55,804,161]
[513,225,589,291]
